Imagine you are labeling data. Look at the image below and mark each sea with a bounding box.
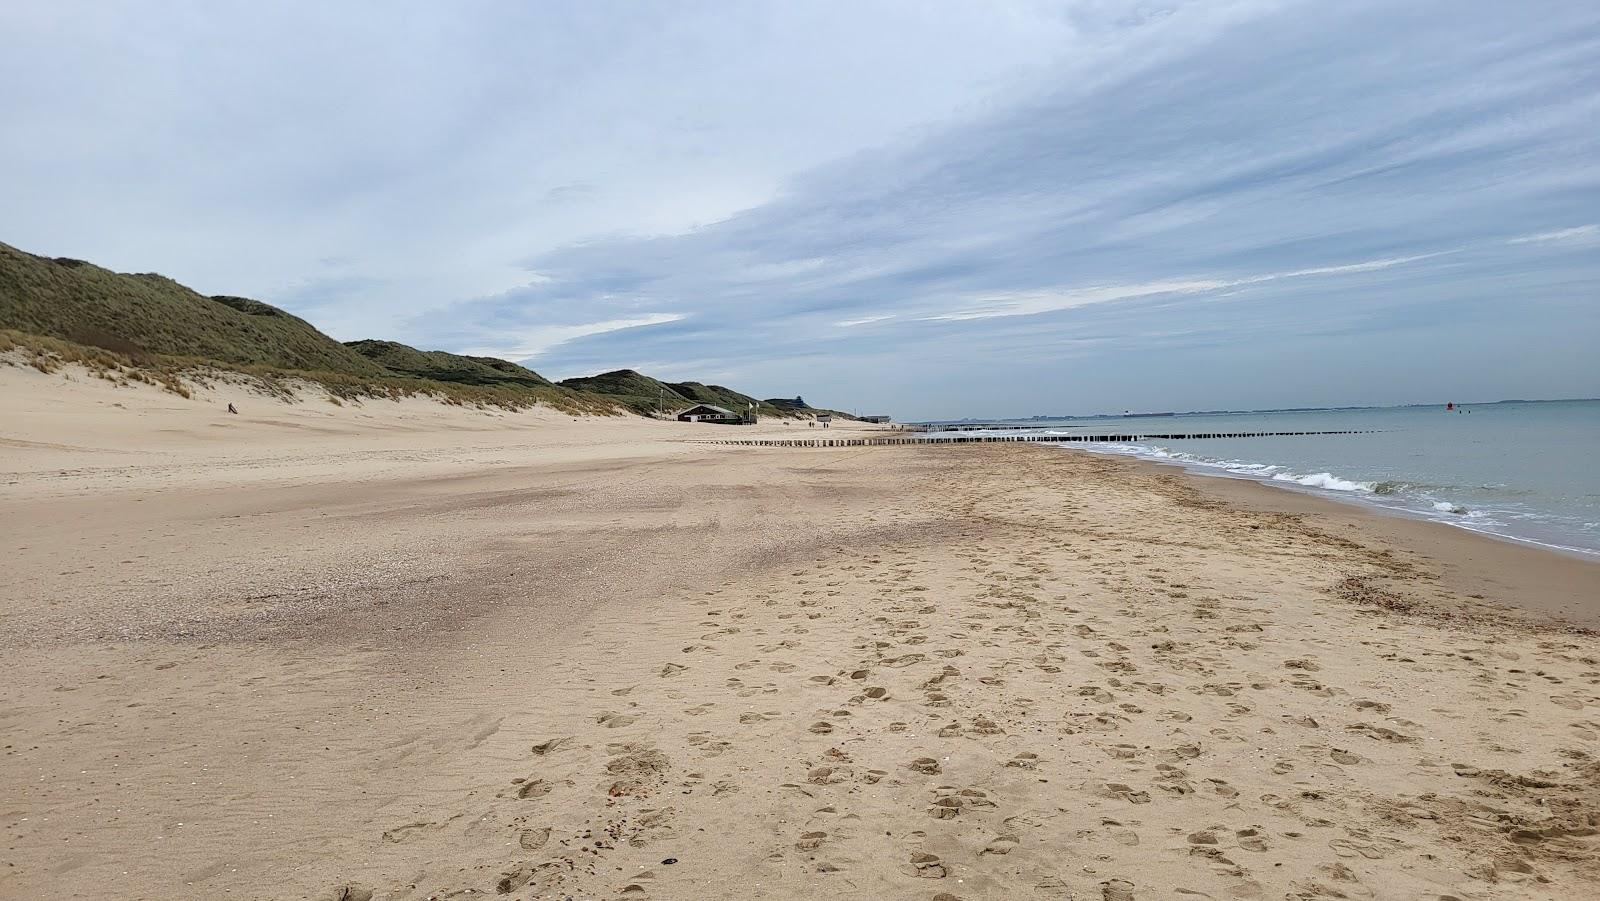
[924,399,1600,557]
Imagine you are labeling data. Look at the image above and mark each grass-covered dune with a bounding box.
[345,339,554,389]
[555,370,855,420]
[557,369,781,417]
[0,240,852,418]
[557,369,694,416]
[0,241,388,376]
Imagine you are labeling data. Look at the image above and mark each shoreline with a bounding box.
[5,371,1600,899]
[1072,440,1600,562]
[1095,448,1600,627]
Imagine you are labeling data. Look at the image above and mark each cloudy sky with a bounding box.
[3,1,1596,419]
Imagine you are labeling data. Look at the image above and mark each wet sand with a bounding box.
[1122,457,1600,627]
[3,366,1598,900]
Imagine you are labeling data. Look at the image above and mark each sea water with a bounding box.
[929,400,1600,557]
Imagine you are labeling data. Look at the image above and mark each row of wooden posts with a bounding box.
[703,430,1372,448]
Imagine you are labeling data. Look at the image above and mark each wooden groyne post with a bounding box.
[699,430,1375,448]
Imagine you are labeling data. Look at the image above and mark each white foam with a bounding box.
[1272,471,1372,492]
[1047,430,1599,559]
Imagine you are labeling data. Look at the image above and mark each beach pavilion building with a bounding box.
[675,403,750,424]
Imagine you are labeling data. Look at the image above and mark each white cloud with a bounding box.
[0,0,1088,329]
[462,313,685,360]
[1508,224,1599,245]
[924,252,1454,321]
[835,314,897,328]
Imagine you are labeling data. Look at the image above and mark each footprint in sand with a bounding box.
[1345,723,1416,743]
[380,821,435,843]
[807,766,850,785]
[530,736,573,756]
[495,864,536,894]
[595,711,638,728]
[513,778,553,799]
[605,744,670,797]
[518,826,551,849]
[685,732,732,756]
[1236,828,1268,852]
[970,716,1004,734]
[951,787,996,809]
[982,834,1020,855]
[1103,783,1151,804]
[1162,742,1202,761]
[907,852,947,878]
[1101,877,1136,901]
[1102,819,1140,846]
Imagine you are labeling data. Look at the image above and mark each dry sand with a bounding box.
[3,364,1598,900]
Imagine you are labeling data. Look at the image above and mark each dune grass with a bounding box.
[1,239,851,419]
[344,339,555,389]
[0,242,394,376]
[0,329,615,414]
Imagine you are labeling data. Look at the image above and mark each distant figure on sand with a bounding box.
[227,403,237,415]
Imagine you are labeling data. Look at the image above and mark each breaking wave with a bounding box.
[1272,471,1372,492]
[1065,441,1514,535]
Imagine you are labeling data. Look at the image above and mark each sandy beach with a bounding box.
[3,367,1599,901]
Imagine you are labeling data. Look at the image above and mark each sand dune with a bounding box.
[3,365,1598,900]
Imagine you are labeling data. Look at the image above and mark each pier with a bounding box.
[703,429,1372,448]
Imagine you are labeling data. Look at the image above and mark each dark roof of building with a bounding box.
[677,403,737,417]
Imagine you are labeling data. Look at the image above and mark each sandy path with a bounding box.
[3,371,1599,900]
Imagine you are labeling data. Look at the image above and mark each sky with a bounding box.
[2,1,1596,420]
